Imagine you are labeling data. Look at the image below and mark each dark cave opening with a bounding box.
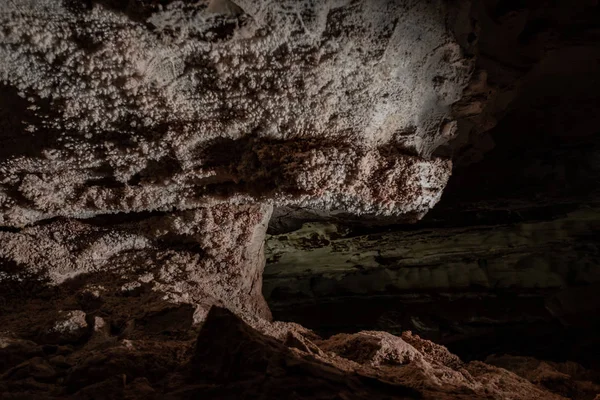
[262,36,600,369]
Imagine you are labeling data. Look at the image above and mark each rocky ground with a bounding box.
[3,305,600,399]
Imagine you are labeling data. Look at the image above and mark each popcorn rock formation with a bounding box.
[2,0,599,399]
[0,0,470,227]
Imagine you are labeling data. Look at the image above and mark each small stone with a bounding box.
[53,311,87,333]
[42,310,89,344]
[28,358,58,381]
[93,316,106,332]
[49,355,71,369]
[4,357,57,382]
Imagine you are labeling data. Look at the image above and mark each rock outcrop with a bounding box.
[1,203,273,333]
[0,0,475,227]
[1,0,600,398]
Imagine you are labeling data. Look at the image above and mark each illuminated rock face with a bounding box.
[0,2,472,396]
[2,0,600,399]
[0,0,472,227]
[0,0,470,351]
[0,203,273,326]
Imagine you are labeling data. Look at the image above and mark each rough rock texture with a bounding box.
[486,355,600,400]
[2,305,594,399]
[1,0,600,399]
[0,0,473,227]
[0,203,272,332]
[265,208,600,296]
[262,0,600,373]
[269,0,600,229]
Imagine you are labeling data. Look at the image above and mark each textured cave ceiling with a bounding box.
[1,0,600,399]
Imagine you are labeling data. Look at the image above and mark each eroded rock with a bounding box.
[0,0,599,398]
[0,0,473,227]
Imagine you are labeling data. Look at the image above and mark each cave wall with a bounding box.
[1,0,600,398]
[0,0,475,228]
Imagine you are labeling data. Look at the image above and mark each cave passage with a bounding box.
[2,0,600,399]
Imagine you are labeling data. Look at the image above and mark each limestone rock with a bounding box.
[42,311,89,345]
[0,0,599,398]
[0,0,473,227]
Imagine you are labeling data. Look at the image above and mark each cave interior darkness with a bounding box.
[1,0,600,399]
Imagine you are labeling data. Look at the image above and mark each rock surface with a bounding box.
[263,206,600,365]
[0,203,273,333]
[1,0,600,399]
[0,0,473,227]
[2,305,595,399]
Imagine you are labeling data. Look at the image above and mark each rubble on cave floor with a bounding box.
[2,305,599,400]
